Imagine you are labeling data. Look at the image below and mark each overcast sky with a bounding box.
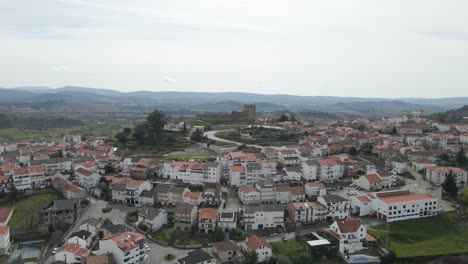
[1,0,467,98]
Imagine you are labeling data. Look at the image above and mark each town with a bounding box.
[0,103,467,264]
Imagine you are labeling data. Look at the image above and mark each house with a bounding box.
[39,199,80,232]
[386,156,406,175]
[283,166,302,181]
[177,249,216,264]
[75,168,100,190]
[184,191,203,206]
[110,179,152,206]
[79,218,102,236]
[153,185,189,206]
[238,185,260,204]
[0,207,13,226]
[229,165,246,187]
[244,235,272,263]
[81,253,115,264]
[278,149,301,166]
[217,211,237,232]
[287,202,327,225]
[0,174,13,193]
[64,135,82,143]
[317,195,350,220]
[301,160,319,181]
[243,204,285,231]
[139,190,154,207]
[305,181,326,197]
[356,174,383,191]
[351,189,439,222]
[198,208,218,234]
[275,184,306,203]
[174,203,198,232]
[317,158,345,181]
[426,167,467,187]
[213,240,244,263]
[12,166,45,190]
[461,133,468,144]
[63,184,87,200]
[325,217,368,254]
[99,232,148,264]
[0,226,10,254]
[202,188,221,206]
[30,157,72,173]
[54,243,90,264]
[68,230,93,247]
[137,207,167,231]
[255,179,277,204]
[411,159,437,172]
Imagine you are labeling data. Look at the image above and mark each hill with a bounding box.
[430,105,468,123]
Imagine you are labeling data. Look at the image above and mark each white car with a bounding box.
[52,247,58,254]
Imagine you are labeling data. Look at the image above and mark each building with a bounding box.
[202,188,221,206]
[218,211,237,232]
[305,181,326,197]
[317,159,345,181]
[426,166,468,187]
[0,174,13,193]
[213,240,244,263]
[12,166,45,190]
[137,207,167,231]
[317,195,350,220]
[75,168,100,190]
[301,160,319,181]
[356,174,383,191]
[153,185,189,206]
[177,249,216,264]
[325,218,368,254]
[79,218,102,236]
[174,203,198,232]
[0,207,13,226]
[196,104,256,122]
[68,230,93,248]
[243,204,285,231]
[244,235,272,263]
[238,185,260,204]
[411,159,437,172]
[64,135,82,143]
[351,190,439,222]
[287,202,327,225]
[54,243,90,264]
[159,161,221,185]
[30,157,72,173]
[99,232,148,264]
[39,199,80,232]
[0,226,10,254]
[81,253,115,264]
[63,184,87,200]
[198,208,218,234]
[386,156,406,175]
[229,165,246,187]
[255,179,276,204]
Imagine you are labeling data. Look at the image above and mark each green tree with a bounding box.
[391,126,398,135]
[104,164,115,174]
[214,228,225,242]
[458,187,468,203]
[245,251,258,264]
[442,171,458,196]
[123,127,132,136]
[278,114,289,122]
[190,129,205,142]
[228,228,245,241]
[349,146,359,156]
[132,122,148,144]
[456,146,468,166]
[115,132,129,145]
[146,109,168,134]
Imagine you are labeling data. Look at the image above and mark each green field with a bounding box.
[0,128,43,141]
[0,192,62,232]
[271,239,314,263]
[368,212,468,257]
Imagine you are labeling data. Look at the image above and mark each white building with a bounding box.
[229,165,246,187]
[243,204,285,231]
[99,232,148,264]
[305,181,326,197]
[137,207,167,231]
[461,133,468,144]
[317,195,350,220]
[317,159,345,182]
[64,134,82,143]
[301,160,319,181]
[218,211,237,232]
[287,202,327,225]
[351,189,439,222]
[238,185,260,204]
[328,218,367,254]
[159,161,221,185]
[426,166,467,187]
[244,235,272,263]
[0,226,10,254]
[75,167,100,190]
[54,243,90,263]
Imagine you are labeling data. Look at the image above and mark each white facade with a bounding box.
[426,167,468,187]
[305,182,326,197]
[75,168,100,190]
[238,187,260,204]
[301,161,318,181]
[243,205,285,231]
[0,227,10,254]
[317,195,350,220]
[99,232,148,264]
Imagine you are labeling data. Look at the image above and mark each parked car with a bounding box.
[52,248,58,254]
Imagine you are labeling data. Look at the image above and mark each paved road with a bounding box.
[204,130,265,150]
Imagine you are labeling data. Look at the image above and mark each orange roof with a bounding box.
[426,166,466,174]
[64,184,82,193]
[356,195,371,203]
[244,153,257,162]
[76,168,93,177]
[318,159,339,166]
[0,207,13,224]
[335,217,362,233]
[378,193,433,204]
[239,185,258,193]
[198,208,218,220]
[365,174,382,184]
[230,165,245,173]
[246,235,271,251]
[0,226,9,235]
[289,202,317,209]
[185,191,202,199]
[126,180,145,188]
[105,232,145,252]
[56,243,90,257]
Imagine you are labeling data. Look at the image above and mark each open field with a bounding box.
[0,192,62,232]
[368,212,468,257]
[0,128,43,142]
[271,239,314,263]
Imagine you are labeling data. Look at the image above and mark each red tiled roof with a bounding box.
[239,185,258,193]
[198,208,218,220]
[365,174,382,184]
[0,207,13,224]
[230,165,245,173]
[336,217,362,233]
[306,181,326,189]
[105,232,144,252]
[246,235,271,251]
[56,243,90,257]
[0,226,9,235]
[356,195,371,203]
[76,168,93,177]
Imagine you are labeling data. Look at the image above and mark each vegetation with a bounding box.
[236,144,262,153]
[432,105,468,123]
[442,171,458,196]
[163,153,215,161]
[368,212,468,257]
[245,251,258,264]
[271,239,314,263]
[458,187,468,203]
[216,127,299,144]
[456,146,468,166]
[228,228,246,241]
[190,129,207,142]
[164,254,176,261]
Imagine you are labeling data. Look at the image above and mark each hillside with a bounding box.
[431,105,468,123]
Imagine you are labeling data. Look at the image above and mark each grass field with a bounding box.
[368,212,468,257]
[163,153,215,161]
[0,128,43,141]
[271,239,314,263]
[0,192,62,232]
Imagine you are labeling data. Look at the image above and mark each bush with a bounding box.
[138,223,149,232]
[164,254,176,261]
[102,207,112,213]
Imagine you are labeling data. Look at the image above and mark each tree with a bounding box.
[456,146,468,166]
[214,228,225,242]
[123,127,132,136]
[132,122,148,144]
[278,114,289,122]
[458,187,468,203]
[182,122,187,134]
[190,129,204,142]
[349,146,359,156]
[146,109,168,134]
[442,171,458,196]
[245,251,258,264]
[115,132,129,145]
[391,126,398,135]
[104,164,115,174]
[228,228,245,241]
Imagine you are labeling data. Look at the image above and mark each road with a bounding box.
[204,130,265,150]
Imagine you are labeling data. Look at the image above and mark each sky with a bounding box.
[1,0,468,98]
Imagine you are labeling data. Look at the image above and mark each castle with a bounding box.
[196,104,256,122]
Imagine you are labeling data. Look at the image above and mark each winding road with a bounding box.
[204,130,265,150]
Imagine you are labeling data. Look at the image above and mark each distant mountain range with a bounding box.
[1,86,468,116]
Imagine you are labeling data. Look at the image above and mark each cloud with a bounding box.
[163,76,177,83]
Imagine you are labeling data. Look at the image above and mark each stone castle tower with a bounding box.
[243,104,256,121]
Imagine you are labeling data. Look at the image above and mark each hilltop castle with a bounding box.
[196,104,256,122]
